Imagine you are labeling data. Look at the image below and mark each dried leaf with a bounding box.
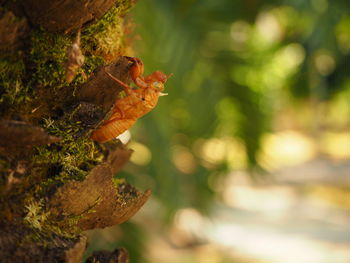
[49,140,150,230]
[0,120,61,149]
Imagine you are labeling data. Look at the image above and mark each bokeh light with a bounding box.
[86,1,350,262]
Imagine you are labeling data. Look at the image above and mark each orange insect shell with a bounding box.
[91,58,170,143]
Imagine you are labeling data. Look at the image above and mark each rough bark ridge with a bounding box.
[0,1,146,262]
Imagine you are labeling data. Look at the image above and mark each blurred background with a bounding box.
[85,0,350,262]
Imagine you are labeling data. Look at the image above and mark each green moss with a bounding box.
[113,177,126,187]
[82,6,127,61]
[23,117,104,238]
[24,199,50,231]
[64,4,134,84]
[69,54,105,86]
[26,116,103,203]
[0,56,31,114]
[29,29,70,89]
[115,0,135,16]
[33,119,102,170]
[0,55,25,78]
[28,27,111,90]
[23,197,89,239]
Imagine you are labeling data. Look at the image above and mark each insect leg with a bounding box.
[104,69,134,95]
[113,104,125,119]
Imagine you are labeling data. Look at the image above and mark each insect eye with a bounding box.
[153,82,161,88]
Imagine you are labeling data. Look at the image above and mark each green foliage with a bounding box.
[113,222,147,263]
[128,0,350,218]
[77,1,350,262]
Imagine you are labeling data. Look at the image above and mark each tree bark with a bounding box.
[0,1,146,262]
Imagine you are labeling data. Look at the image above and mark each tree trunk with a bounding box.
[0,1,149,262]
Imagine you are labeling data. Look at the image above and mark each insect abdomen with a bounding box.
[91,118,136,142]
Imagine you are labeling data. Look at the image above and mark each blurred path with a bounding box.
[206,158,350,263]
